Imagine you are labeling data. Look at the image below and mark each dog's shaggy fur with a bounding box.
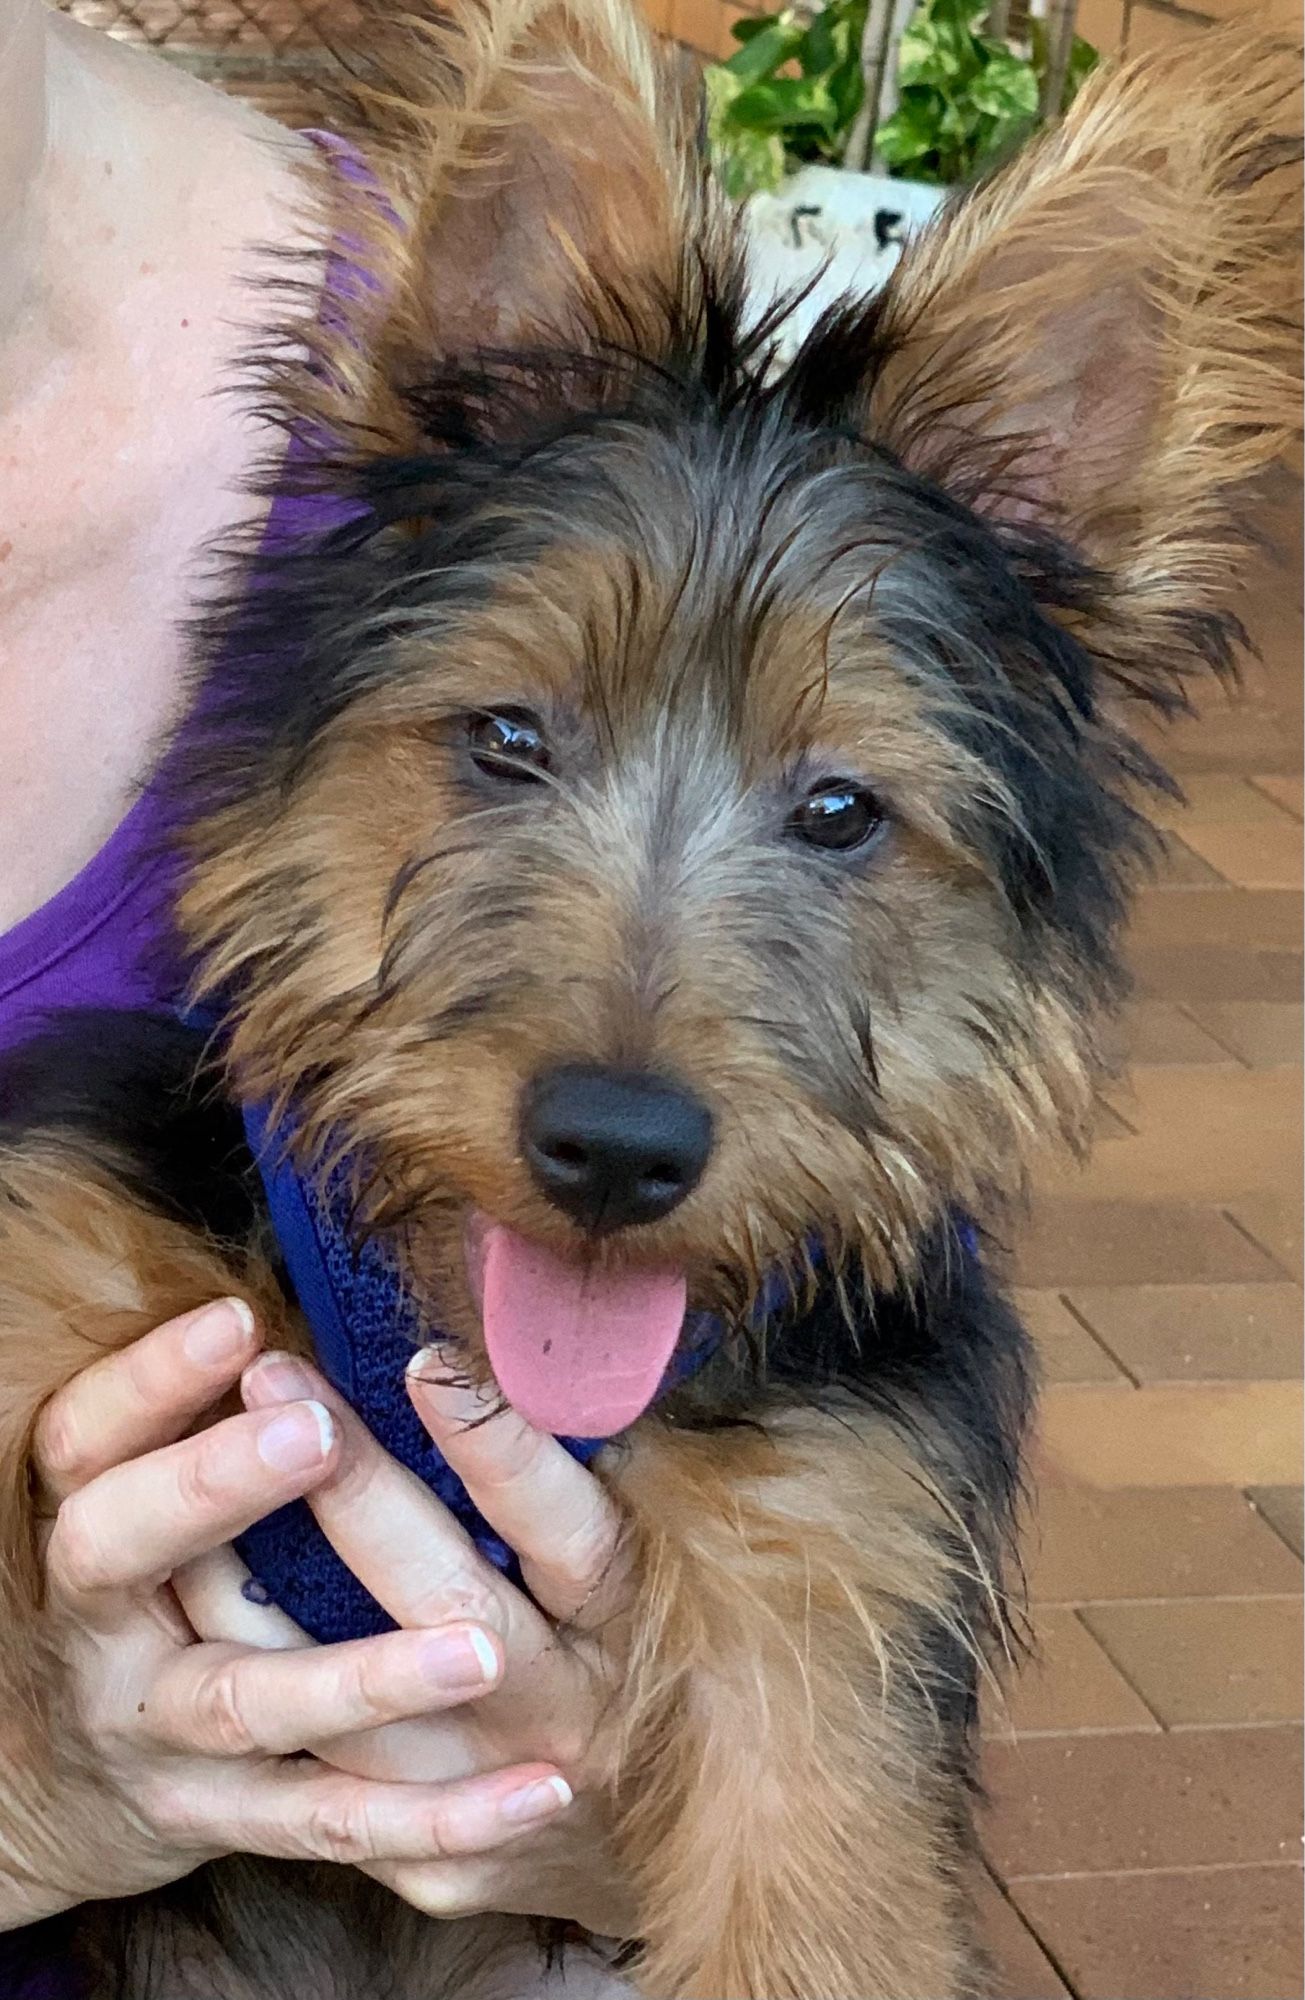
[0,5,1298,1994]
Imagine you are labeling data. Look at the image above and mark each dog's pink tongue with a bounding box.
[478,1223,687,1438]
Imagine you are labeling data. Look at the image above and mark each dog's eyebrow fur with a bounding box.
[175,325,1157,1001]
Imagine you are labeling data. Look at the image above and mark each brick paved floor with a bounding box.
[980,469,1303,2000]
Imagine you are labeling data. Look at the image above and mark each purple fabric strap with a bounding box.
[0,790,178,1053]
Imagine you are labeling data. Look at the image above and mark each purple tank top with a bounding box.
[0,130,386,1993]
[0,789,179,1054]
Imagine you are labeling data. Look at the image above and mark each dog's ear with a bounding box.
[321,0,716,441]
[860,33,1300,615]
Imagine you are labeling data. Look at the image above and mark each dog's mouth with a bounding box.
[463,1211,688,1438]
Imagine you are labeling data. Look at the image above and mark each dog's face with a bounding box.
[180,15,1296,1433]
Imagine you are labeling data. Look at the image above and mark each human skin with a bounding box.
[0,0,310,925]
[2,1303,635,1938]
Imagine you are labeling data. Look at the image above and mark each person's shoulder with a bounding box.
[62,8,314,212]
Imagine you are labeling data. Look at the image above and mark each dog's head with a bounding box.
[179,1,1298,1433]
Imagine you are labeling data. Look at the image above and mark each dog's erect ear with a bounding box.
[319,0,718,439]
[862,33,1300,604]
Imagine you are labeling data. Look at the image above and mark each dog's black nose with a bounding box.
[522,1066,713,1232]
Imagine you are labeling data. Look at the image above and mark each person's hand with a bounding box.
[178,1345,639,1937]
[0,1302,576,1931]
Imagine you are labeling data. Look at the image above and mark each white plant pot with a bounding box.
[744,163,947,353]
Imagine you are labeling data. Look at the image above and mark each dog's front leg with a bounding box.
[603,1412,985,2000]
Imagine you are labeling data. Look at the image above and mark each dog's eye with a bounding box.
[467,710,550,783]
[789,782,885,853]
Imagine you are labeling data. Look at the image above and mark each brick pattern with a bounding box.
[989,462,1303,1998]
[1010,1868,1304,2000]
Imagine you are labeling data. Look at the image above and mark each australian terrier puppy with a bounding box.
[0,1,1298,1993]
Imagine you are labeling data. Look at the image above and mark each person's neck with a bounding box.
[0,0,47,332]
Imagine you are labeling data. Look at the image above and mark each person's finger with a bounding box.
[312,1707,482,1785]
[189,1758,574,1867]
[362,1855,502,1919]
[240,1355,545,1658]
[173,1544,309,1651]
[367,1848,639,1936]
[404,1354,628,1627]
[33,1299,261,1503]
[142,1624,502,1757]
[46,1401,338,1608]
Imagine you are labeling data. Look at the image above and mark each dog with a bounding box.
[0,2,1298,1993]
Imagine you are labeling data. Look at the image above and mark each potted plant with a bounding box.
[708,0,1098,337]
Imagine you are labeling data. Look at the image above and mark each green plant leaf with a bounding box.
[708,0,1098,195]
[1065,33,1100,100]
[720,13,806,83]
[800,1,856,78]
[938,91,984,143]
[704,65,771,197]
[935,0,989,29]
[705,65,789,198]
[729,12,776,43]
[897,21,968,90]
[718,127,789,197]
[874,90,944,166]
[969,49,1039,117]
[704,62,744,123]
[729,75,842,134]
[828,51,866,127]
[902,17,989,91]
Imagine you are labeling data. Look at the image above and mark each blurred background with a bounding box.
[54,0,1288,119]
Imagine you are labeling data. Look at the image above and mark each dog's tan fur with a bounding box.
[608,1417,980,1997]
[869,34,1302,668]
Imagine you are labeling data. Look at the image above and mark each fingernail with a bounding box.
[417,1626,500,1690]
[256,1400,335,1472]
[184,1298,256,1368]
[500,1775,573,1825]
[246,1350,318,1404]
[405,1348,492,1415]
[405,1343,457,1382]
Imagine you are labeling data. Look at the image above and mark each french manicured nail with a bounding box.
[184,1298,256,1368]
[500,1775,573,1825]
[417,1626,500,1690]
[405,1344,456,1383]
[247,1350,317,1403]
[406,1348,493,1413]
[256,1400,335,1473]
